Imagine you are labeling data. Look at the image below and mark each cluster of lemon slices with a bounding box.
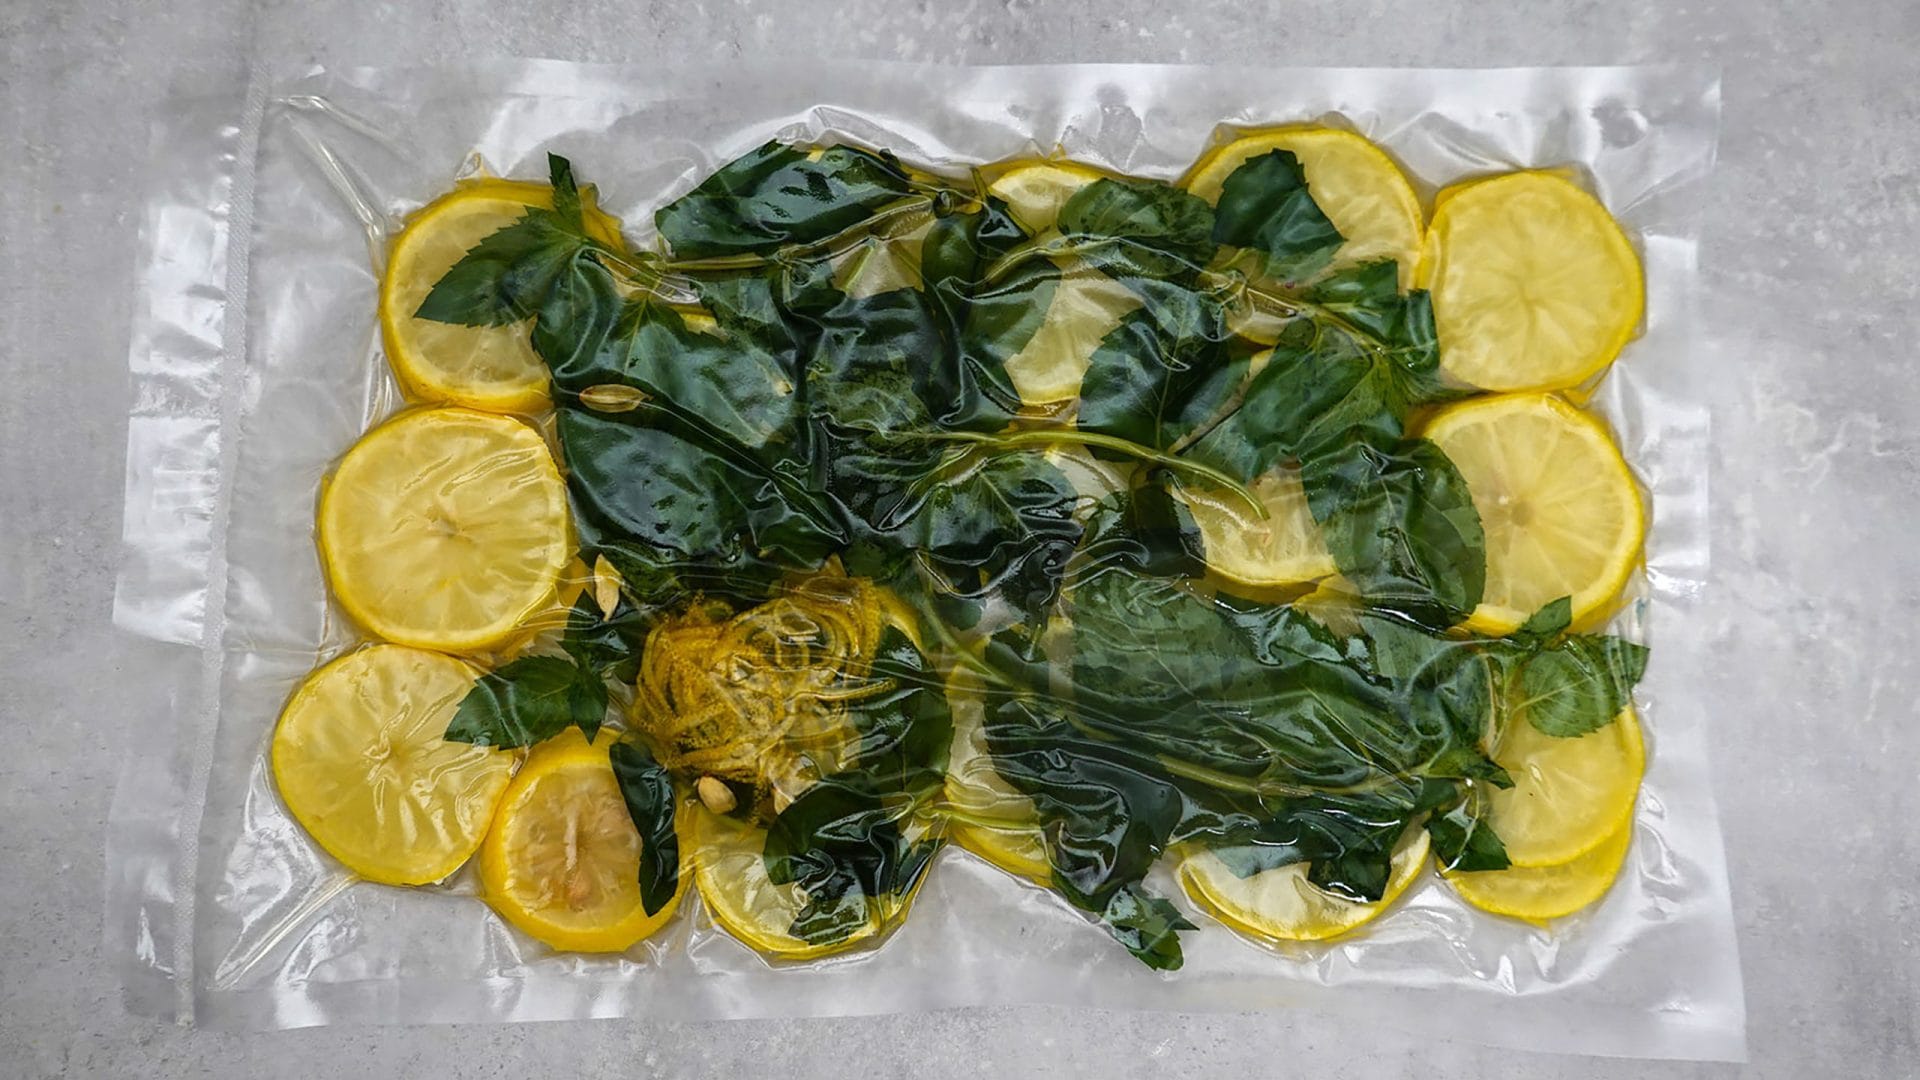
[272,182,684,953]
[951,129,1651,941]
[273,130,1656,959]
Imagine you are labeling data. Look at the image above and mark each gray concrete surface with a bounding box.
[3,1,1918,1077]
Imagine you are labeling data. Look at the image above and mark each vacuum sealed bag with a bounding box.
[109,61,1741,1059]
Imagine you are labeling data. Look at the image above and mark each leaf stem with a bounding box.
[911,428,1268,520]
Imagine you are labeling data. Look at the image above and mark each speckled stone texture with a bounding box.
[2,2,1916,1077]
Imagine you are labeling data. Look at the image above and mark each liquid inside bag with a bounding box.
[109,60,1741,1059]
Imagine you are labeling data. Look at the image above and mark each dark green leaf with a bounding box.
[1182,318,1402,485]
[1211,149,1344,282]
[556,406,843,570]
[609,740,680,916]
[445,655,607,747]
[1510,596,1575,649]
[1099,886,1195,971]
[950,258,1055,429]
[414,211,591,327]
[1058,177,1217,282]
[756,626,948,945]
[1078,300,1241,453]
[654,141,916,259]
[762,777,940,945]
[1520,635,1650,737]
[1303,260,1440,376]
[1076,483,1208,580]
[548,152,584,232]
[1427,800,1511,873]
[561,591,652,684]
[1303,438,1486,628]
[905,451,1083,621]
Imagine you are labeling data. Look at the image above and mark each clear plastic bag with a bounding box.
[109,60,1742,1059]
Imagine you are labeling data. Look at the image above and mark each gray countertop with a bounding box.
[3,2,1917,1077]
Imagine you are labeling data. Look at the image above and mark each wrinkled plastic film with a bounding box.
[110,62,1740,1058]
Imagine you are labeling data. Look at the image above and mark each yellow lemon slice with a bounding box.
[1184,127,1424,283]
[319,407,572,653]
[480,729,687,952]
[1487,707,1644,868]
[1179,464,1338,589]
[1419,394,1644,635]
[1004,267,1142,407]
[1178,829,1430,944]
[981,160,1144,407]
[381,178,625,413]
[1445,816,1632,921]
[942,671,1052,885]
[984,159,1111,235]
[690,802,932,961]
[271,645,513,886]
[1418,171,1643,392]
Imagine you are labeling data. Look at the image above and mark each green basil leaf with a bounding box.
[1210,149,1344,282]
[1427,800,1511,873]
[1077,484,1208,580]
[1099,886,1195,972]
[1182,316,1403,484]
[560,591,651,684]
[654,141,916,259]
[907,451,1084,622]
[1302,438,1486,629]
[1511,596,1575,647]
[1520,635,1650,737]
[608,740,681,916]
[548,152,584,232]
[1303,259,1440,375]
[1078,299,1242,453]
[1058,176,1217,282]
[445,655,607,747]
[557,406,843,570]
[414,211,590,327]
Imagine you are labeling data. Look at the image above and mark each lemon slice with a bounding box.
[271,645,513,886]
[1419,394,1644,635]
[1178,829,1430,943]
[942,671,1052,884]
[382,179,625,413]
[1003,267,1142,407]
[1487,707,1644,868]
[479,729,687,952]
[319,407,572,653]
[1418,171,1643,392]
[689,803,922,960]
[985,160,1111,235]
[1184,127,1424,284]
[980,161,1143,407]
[1179,464,1338,589]
[1445,816,1631,921]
